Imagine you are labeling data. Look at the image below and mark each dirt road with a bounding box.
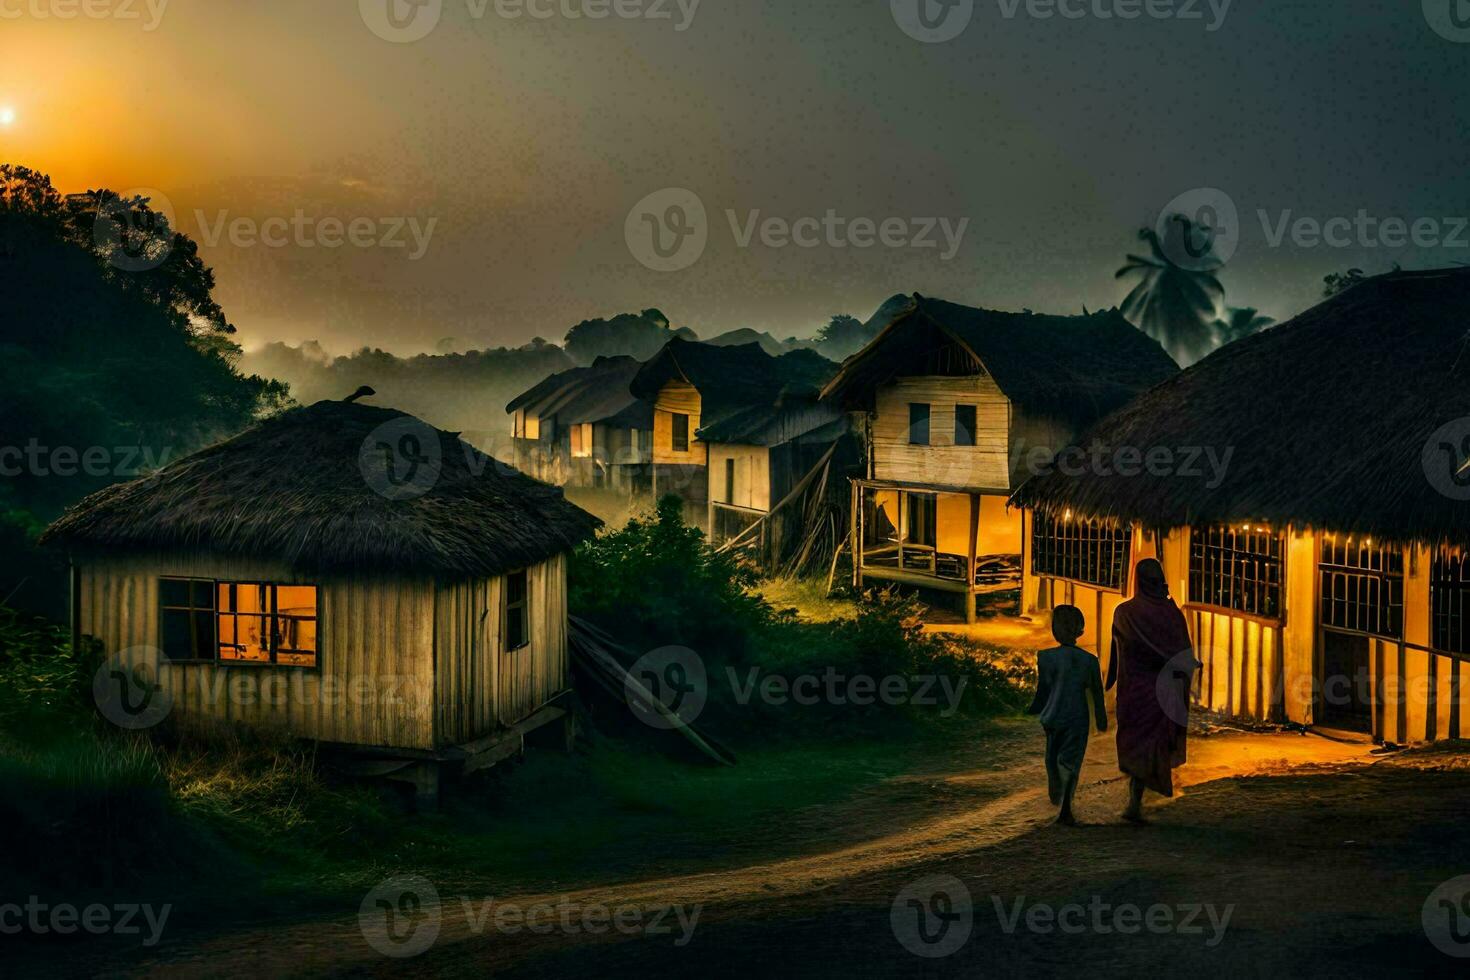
[94,726,1411,978]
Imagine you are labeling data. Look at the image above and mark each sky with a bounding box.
[2,0,1468,354]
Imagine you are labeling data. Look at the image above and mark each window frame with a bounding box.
[725,457,737,505]
[504,568,531,652]
[1029,512,1132,592]
[954,404,978,447]
[908,403,931,446]
[1431,550,1470,657]
[1319,536,1403,640]
[1186,524,1285,624]
[671,412,691,453]
[157,577,321,670]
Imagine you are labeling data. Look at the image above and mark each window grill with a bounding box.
[1432,550,1470,655]
[1031,513,1131,591]
[1188,524,1283,619]
[1319,537,1403,638]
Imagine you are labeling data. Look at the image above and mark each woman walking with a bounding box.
[1107,558,1199,823]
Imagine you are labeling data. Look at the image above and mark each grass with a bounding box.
[752,575,859,623]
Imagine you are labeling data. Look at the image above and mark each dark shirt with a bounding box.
[1027,645,1108,731]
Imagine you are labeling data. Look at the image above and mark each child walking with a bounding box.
[1027,605,1107,826]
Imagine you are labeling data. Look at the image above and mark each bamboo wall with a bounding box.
[1022,517,1470,744]
[77,552,570,752]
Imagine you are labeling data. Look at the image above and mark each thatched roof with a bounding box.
[506,356,652,430]
[42,400,601,578]
[1013,267,1470,543]
[821,294,1179,427]
[631,339,838,446]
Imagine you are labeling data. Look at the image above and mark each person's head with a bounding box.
[1135,558,1168,599]
[1051,604,1085,646]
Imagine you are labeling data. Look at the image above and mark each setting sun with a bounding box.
[0,107,14,127]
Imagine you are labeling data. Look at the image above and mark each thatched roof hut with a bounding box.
[43,399,601,578]
[1014,267,1470,544]
[821,294,1179,428]
[630,338,837,442]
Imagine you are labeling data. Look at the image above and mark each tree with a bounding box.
[1116,218,1225,367]
[0,164,289,616]
[811,314,871,360]
[1322,267,1371,298]
[563,310,692,364]
[1212,307,1275,347]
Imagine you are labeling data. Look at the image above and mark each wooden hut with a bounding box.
[1013,267,1470,744]
[506,355,653,493]
[821,294,1178,621]
[42,399,601,801]
[629,338,841,532]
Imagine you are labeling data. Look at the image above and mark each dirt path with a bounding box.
[106,728,1379,978]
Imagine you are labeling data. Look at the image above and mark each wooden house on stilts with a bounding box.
[42,399,601,803]
[821,294,1178,621]
[1014,267,1470,745]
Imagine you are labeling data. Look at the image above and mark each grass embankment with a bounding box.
[0,500,1036,941]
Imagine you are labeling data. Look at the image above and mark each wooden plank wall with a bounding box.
[706,444,771,511]
[872,376,1009,489]
[653,381,704,466]
[434,554,570,745]
[78,554,437,750]
[498,555,568,725]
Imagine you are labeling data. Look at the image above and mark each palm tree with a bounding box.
[1115,218,1225,367]
[1212,306,1275,348]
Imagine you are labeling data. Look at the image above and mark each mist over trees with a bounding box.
[241,339,575,457]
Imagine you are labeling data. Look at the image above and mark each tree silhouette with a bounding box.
[1212,306,1275,348]
[1116,218,1224,367]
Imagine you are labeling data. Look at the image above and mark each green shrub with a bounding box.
[571,500,1030,742]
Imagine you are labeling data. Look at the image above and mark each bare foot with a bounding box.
[1056,812,1078,827]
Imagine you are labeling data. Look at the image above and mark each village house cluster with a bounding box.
[41,267,1470,800]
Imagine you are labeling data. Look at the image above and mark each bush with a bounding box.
[571,500,1030,743]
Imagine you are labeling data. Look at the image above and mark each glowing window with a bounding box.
[158,578,318,668]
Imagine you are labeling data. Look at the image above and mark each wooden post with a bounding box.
[966,493,980,625]
[897,491,906,572]
[852,481,863,589]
